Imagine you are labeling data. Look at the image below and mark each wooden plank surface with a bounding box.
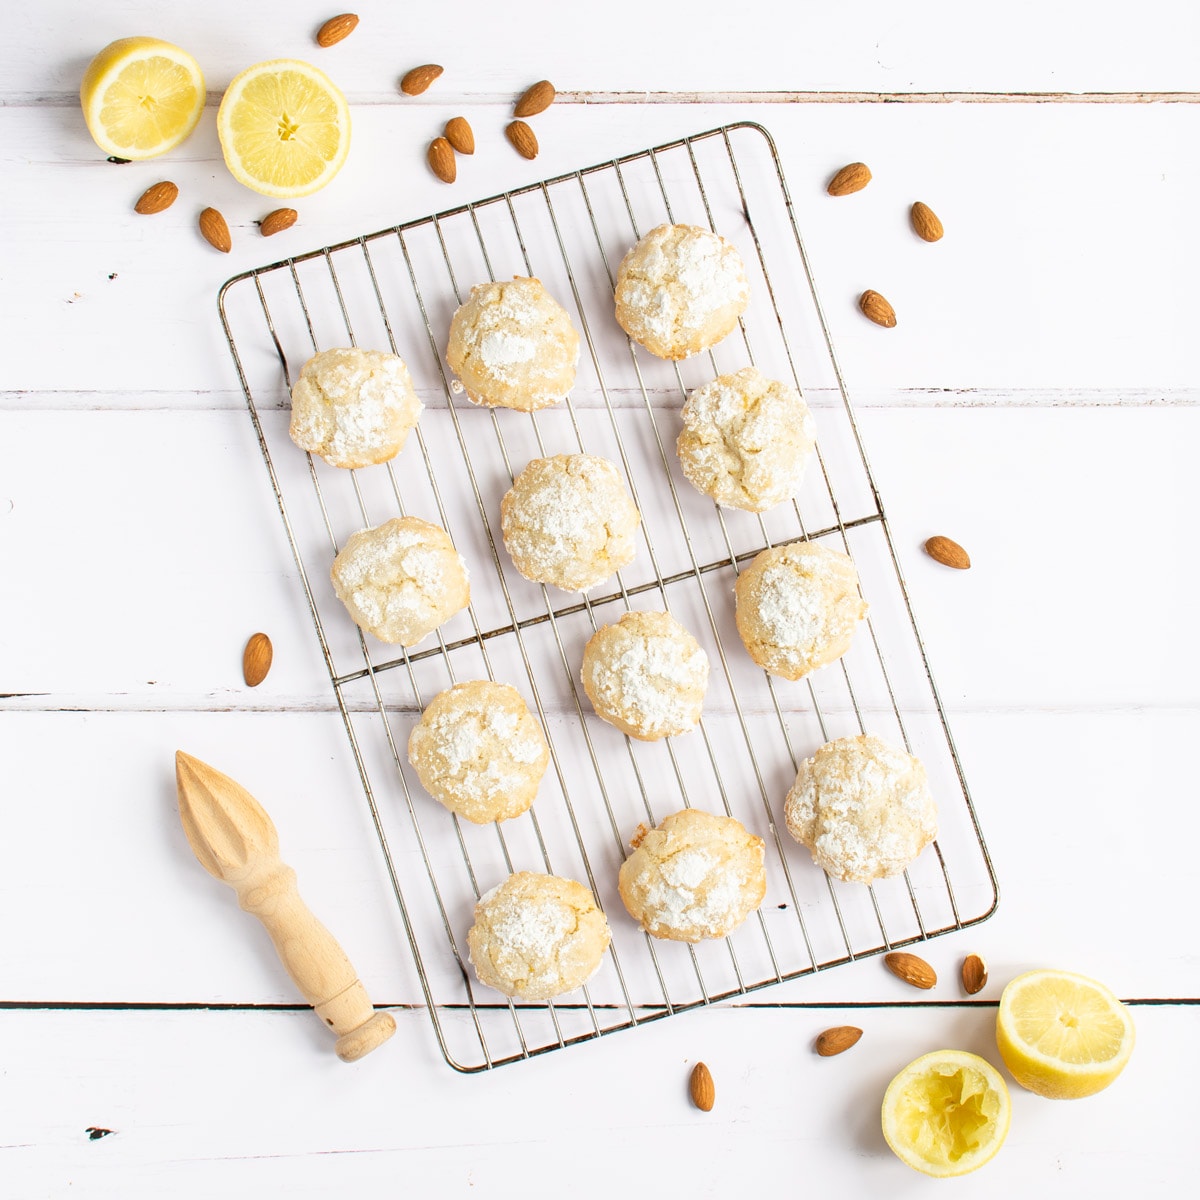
[1,1004,1193,1195]
[5,102,1196,396]
[10,0,1200,98]
[1,708,1195,1003]
[2,0,1195,1191]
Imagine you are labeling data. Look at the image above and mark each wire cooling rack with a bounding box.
[218,122,997,1072]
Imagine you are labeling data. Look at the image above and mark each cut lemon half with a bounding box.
[217,59,351,198]
[882,1050,1011,1177]
[996,969,1135,1099]
[80,37,205,160]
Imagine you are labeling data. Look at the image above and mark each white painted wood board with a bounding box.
[2,0,1196,1185]
[10,0,1200,98]
[4,102,1197,395]
[1,708,1194,1003]
[0,1004,1192,1196]
[3,407,1196,708]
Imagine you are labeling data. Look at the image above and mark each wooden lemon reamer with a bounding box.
[175,751,396,1061]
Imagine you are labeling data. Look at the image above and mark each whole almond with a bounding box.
[962,954,988,995]
[315,13,358,47]
[514,79,556,118]
[689,1062,715,1112]
[444,116,475,155]
[911,201,944,242]
[827,162,872,196]
[199,207,231,253]
[242,632,273,687]
[924,535,971,570]
[400,64,443,96]
[884,951,937,990]
[815,1026,863,1057]
[258,208,298,237]
[859,289,897,328]
[506,120,539,160]
[427,137,456,184]
[134,180,178,215]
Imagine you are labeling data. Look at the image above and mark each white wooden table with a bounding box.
[3,2,1197,1193]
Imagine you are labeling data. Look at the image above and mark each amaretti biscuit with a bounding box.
[581,610,708,741]
[677,367,816,512]
[784,734,938,884]
[408,681,550,824]
[501,453,641,592]
[289,347,422,468]
[614,223,750,360]
[467,871,611,1000]
[446,276,579,411]
[618,808,766,942]
[734,541,868,681]
[330,516,469,646]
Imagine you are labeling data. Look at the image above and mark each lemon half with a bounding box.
[996,969,1135,1099]
[882,1050,1011,1177]
[217,59,351,198]
[80,37,205,159]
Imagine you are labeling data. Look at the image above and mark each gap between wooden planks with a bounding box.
[9,89,1200,107]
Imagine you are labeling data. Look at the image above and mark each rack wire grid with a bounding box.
[219,121,997,1072]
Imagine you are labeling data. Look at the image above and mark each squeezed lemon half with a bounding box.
[216,59,351,198]
[881,1049,1011,1177]
[80,37,205,159]
[996,969,1135,1099]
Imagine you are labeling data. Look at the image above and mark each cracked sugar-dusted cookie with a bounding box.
[784,734,938,884]
[289,347,422,468]
[467,871,611,1001]
[618,808,766,943]
[330,516,469,647]
[446,276,580,411]
[734,541,868,681]
[408,680,550,824]
[582,610,709,741]
[614,223,750,360]
[677,367,816,512]
[501,453,641,592]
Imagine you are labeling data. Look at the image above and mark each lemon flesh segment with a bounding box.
[997,969,1135,1099]
[882,1051,1011,1178]
[81,38,205,159]
[218,61,350,198]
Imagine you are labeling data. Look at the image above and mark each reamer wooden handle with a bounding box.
[175,750,396,1061]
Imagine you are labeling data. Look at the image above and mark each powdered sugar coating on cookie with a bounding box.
[677,367,816,512]
[784,734,938,884]
[330,516,469,647]
[467,871,611,1000]
[617,808,766,942]
[408,681,550,824]
[446,277,580,411]
[614,224,750,360]
[501,453,641,592]
[289,347,422,469]
[734,541,868,681]
[581,610,709,740]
